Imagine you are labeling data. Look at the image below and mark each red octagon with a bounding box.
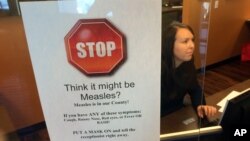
[65,19,125,75]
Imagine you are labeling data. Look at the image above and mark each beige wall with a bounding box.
[183,0,250,68]
[207,0,250,66]
[0,16,44,131]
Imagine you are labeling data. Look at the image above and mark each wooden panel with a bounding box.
[207,0,250,66]
[183,0,250,68]
[0,16,44,131]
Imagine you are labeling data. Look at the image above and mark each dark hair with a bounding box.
[161,21,195,78]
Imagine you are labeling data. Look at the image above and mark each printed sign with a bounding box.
[65,19,125,75]
[20,0,161,141]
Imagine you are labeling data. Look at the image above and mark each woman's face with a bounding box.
[173,28,195,67]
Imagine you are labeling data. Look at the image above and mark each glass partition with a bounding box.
[160,0,221,141]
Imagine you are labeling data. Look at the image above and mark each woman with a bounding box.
[161,21,217,118]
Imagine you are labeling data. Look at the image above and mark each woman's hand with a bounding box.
[197,105,217,118]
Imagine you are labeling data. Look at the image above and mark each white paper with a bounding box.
[217,88,250,112]
[217,91,240,107]
[20,0,161,141]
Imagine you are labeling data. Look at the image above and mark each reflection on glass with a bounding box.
[106,11,113,17]
[57,0,113,18]
[197,0,217,137]
[58,0,95,14]
[202,2,209,19]
[198,1,210,68]
[76,0,95,14]
[0,0,9,10]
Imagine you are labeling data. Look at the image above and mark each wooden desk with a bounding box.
[206,79,250,120]
[160,79,250,140]
[161,106,198,134]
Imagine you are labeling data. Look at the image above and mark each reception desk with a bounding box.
[160,79,250,140]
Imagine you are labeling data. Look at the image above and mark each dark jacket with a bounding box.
[161,60,205,117]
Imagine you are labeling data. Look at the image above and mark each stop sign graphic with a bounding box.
[65,19,125,75]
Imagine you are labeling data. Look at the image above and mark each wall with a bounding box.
[183,0,250,68]
[207,0,250,66]
[0,16,44,132]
